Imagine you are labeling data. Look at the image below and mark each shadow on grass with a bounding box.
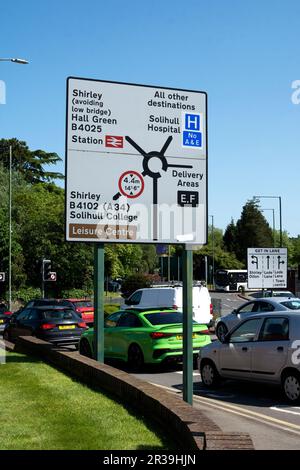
[3,351,42,364]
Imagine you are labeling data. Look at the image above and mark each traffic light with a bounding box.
[42,259,52,281]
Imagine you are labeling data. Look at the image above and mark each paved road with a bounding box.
[130,293,300,450]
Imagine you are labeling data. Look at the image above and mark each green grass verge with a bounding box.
[0,351,174,450]
[104,303,120,316]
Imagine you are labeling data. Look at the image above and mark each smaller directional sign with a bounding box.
[247,248,287,289]
[0,272,5,282]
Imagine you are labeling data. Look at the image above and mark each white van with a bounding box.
[121,286,213,326]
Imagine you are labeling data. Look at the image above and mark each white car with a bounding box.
[199,311,300,403]
[121,286,213,326]
[215,297,300,342]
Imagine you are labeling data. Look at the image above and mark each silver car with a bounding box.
[215,297,300,342]
[199,312,300,403]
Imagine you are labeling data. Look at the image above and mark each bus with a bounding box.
[214,269,249,292]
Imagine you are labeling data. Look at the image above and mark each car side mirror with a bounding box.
[221,332,230,344]
[232,309,237,314]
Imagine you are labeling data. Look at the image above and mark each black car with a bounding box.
[0,304,12,334]
[3,306,88,346]
[23,298,72,309]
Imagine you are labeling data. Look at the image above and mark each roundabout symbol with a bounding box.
[117,170,145,199]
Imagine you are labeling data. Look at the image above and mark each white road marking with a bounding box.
[270,406,300,416]
[175,371,200,376]
[150,382,300,437]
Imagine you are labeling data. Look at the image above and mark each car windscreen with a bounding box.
[144,311,199,325]
[280,300,300,310]
[39,309,76,321]
[72,301,93,308]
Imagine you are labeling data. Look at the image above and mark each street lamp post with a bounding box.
[209,215,215,289]
[253,196,282,247]
[8,146,12,311]
[1,57,29,310]
[261,208,276,247]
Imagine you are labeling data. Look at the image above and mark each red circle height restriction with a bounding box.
[118,171,145,198]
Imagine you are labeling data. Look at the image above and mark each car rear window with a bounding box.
[72,301,93,308]
[144,311,186,325]
[35,300,71,307]
[39,309,76,320]
[280,300,300,310]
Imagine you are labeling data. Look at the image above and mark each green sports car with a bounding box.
[79,307,211,368]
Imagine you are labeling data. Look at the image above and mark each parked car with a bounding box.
[252,289,296,298]
[3,306,88,346]
[121,286,213,326]
[79,307,211,368]
[0,304,12,335]
[63,299,94,324]
[22,298,71,309]
[20,298,94,325]
[198,312,300,403]
[215,297,300,341]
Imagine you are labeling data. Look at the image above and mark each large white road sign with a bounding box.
[247,248,288,289]
[66,77,207,244]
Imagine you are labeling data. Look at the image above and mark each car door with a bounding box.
[219,318,263,380]
[21,308,40,336]
[235,301,260,322]
[108,312,143,359]
[11,309,31,339]
[251,317,289,383]
[104,311,125,357]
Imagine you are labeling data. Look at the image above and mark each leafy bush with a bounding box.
[61,289,93,299]
[13,287,42,303]
[120,273,153,299]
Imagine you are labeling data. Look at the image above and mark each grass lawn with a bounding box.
[0,350,174,450]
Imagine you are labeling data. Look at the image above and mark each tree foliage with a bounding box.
[0,138,63,184]
[223,200,274,265]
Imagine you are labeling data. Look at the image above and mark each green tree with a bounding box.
[234,200,273,264]
[0,138,63,184]
[223,218,238,253]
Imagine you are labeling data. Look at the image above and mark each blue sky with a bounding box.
[1,0,300,237]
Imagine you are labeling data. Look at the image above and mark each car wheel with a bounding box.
[79,339,93,358]
[200,361,220,388]
[3,329,10,341]
[128,343,144,371]
[216,322,228,342]
[282,371,300,404]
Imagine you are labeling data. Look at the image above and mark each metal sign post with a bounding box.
[94,243,105,362]
[182,246,193,405]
